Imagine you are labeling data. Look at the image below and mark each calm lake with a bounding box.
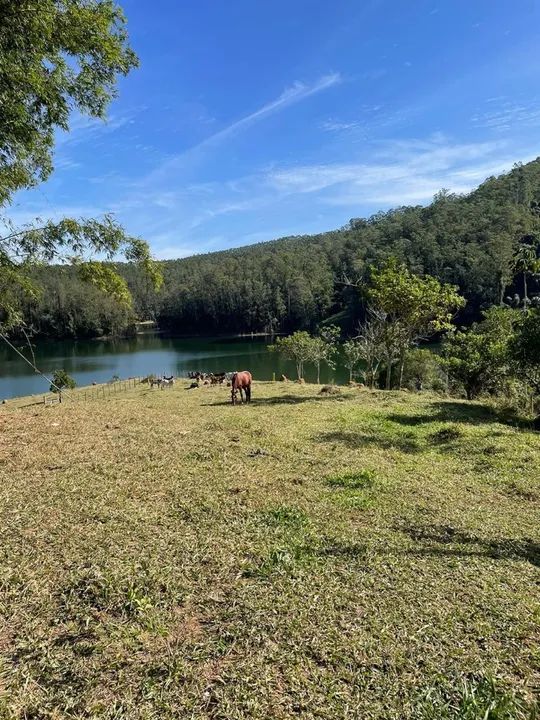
[0,333,350,400]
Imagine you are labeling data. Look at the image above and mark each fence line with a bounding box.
[7,373,187,410]
[64,376,144,404]
[6,376,145,409]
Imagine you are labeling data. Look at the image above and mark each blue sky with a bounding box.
[10,0,540,259]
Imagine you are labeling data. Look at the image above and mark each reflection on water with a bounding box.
[0,334,348,399]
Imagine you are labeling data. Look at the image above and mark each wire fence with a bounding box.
[8,377,146,409]
[63,376,144,404]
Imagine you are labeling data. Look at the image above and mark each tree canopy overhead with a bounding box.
[0,1,162,332]
[0,0,138,205]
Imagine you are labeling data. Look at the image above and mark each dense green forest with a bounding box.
[20,158,540,338]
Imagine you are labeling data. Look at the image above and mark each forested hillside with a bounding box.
[21,158,540,338]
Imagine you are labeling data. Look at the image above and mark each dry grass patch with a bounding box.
[0,382,538,718]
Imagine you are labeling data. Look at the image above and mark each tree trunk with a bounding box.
[349,367,353,382]
[368,360,377,389]
[398,351,406,390]
[385,362,392,390]
[523,271,528,310]
[498,272,505,306]
[316,362,320,384]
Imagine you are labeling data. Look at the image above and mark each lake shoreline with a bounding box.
[31,329,283,343]
[0,334,346,401]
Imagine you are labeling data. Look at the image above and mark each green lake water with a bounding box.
[0,334,351,400]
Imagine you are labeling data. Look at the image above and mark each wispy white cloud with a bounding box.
[153,243,202,260]
[56,108,144,148]
[321,119,364,133]
[266,138,511,199]
[472,100,540,131]
[321,104,384,134]
[53,156,81,172]
[143,73,342,182]
[128,136,538,258]
[11,107,538,264]
[189,73,342,152]
[359,68,387,82]
[6,203,107,228]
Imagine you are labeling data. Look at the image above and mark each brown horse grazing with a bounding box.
[231,371,252,404]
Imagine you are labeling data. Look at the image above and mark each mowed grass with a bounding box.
[0,381,539,719]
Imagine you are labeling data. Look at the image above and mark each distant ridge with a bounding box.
[21,158,540,339]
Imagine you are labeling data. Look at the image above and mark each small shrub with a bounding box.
[243,541,316,578]
[320,384,340,395]
[326,469,376,490]
[505,481,538,501]
[415,675,537,720]
[50,369,76,394]
[430,425,464,443]
[491,377,537,419]
[402,348,446,393]
[259,506,309,528]
[244,536,368,578]
[60,563,164,622]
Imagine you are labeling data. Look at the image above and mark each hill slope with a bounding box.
[1,383,539,717]
[20,158,540,338]
[147,158,540,333]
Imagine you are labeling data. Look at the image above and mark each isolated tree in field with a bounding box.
[513,241,540,310]
[342,339,363,382]
[270,332,316,380]
[511,309,540,421]
[0,0,162,331]
[378,312,407,391]
[50,369,76,400]
[400,348,445,392]
[442,307,516,400]
[369,259,465,389]
[310,324,340,383]
[352,309,387,388]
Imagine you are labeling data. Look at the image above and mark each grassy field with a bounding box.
[0,381,538,719]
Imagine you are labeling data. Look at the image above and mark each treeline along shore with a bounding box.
[16,159,540,341]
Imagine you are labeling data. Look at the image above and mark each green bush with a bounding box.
[442,308,517,400]
[401,348,446,392]
[511,308,540,396]
[50,369,76,394]
[326,469,376,489]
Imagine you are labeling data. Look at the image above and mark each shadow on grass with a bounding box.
[317,430,422,454]
[388,401,535,431]
[397,523,540,568]
[204,393,352,407]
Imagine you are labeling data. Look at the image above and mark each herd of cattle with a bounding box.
[187,371,234,385]
[141,375,175,389]
[141,370,253,404]
[142,371,235,389]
